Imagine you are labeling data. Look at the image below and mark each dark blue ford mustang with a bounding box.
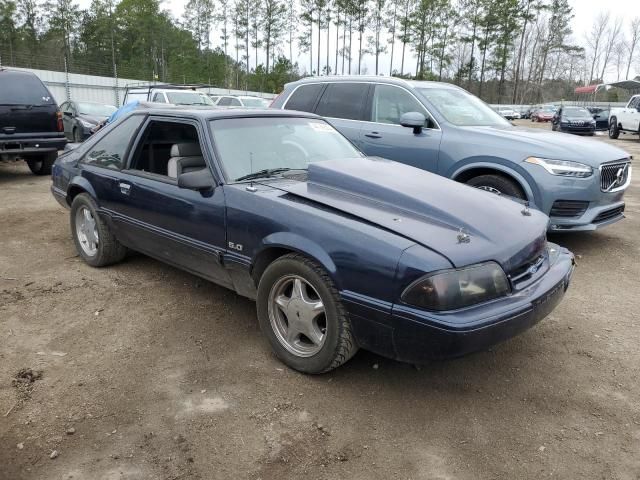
[51,108,575,373]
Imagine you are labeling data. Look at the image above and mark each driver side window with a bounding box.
[371,84,435,128]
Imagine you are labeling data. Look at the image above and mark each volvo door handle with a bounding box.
[364,132,382,139]
[118,182,131,195]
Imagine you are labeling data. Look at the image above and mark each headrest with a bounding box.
[170,142,202,157]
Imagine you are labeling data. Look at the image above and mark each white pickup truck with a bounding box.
[609,95,640,139]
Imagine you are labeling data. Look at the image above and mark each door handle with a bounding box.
[364,132,382,139]
[118,182,131,195]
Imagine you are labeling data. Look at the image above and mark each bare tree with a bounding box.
[585,11,610,83]
[625,17,640,79]
[613,41,626,81]
[599,16,623,81]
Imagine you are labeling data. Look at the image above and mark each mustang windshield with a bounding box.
[415,87,511,127]
[210,117,363,181]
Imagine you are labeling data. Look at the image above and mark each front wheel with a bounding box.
[26,152,56,176]
[73,127,83,143]
[70,193,127,267]
[257,254,358,374]
[609,118,620,139]
[466,174,526,200]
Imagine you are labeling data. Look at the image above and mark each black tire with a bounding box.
[257,253,357,374]
[609,118,620,139]
[70,193,127,267]
[26,152,56,176]
[466,174,526,200]
[73,127,83,143]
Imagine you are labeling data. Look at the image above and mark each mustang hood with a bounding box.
[276,158,548,272]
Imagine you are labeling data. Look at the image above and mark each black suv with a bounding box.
[0,68,66,175]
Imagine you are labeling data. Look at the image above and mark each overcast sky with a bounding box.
[79,0,638,82]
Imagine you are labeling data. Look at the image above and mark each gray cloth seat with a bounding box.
[167,142,205,178]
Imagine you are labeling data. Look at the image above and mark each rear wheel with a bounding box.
[26,152,56,176]
[466,174,526,200]
[257,253,357,374]
[609,118,620,139]
[70,193,127,267]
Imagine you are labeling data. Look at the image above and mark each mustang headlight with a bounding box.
[525,157,593,178]
[401,262,510,311]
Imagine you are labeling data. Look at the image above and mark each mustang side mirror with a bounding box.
[63,111,73,117]
[178,168,214,191]
[400,112,426,134]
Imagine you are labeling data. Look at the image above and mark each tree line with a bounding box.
[0,0,639,103]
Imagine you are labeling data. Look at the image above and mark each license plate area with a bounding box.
[532,280,566,319]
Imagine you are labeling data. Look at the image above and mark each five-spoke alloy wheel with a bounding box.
[257,253,357,374]
[70,193,127,267]
[268,275,327,357]
[75,206,99,257]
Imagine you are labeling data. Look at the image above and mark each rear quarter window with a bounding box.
[284,84,324,113]
[81,115,145,170]
[0,71,55,105]
[315,83,368,120]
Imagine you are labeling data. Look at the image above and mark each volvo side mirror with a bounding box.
[400,112,426,134]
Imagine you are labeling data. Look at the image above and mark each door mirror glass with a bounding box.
[64,111,73,116]
[178,168,214,191]
[400,112,426,134]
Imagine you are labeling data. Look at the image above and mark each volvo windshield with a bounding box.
[415,87,511,127]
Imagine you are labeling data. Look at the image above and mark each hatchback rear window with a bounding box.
[0,71,55,105]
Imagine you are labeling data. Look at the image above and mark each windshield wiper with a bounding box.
[235,168,302,182]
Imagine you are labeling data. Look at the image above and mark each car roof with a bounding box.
[286,75,462,91]
[0,67,39,78]
[127,106,319,120]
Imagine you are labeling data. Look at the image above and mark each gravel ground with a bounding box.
[1,121,639,480]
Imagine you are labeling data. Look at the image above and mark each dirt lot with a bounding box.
[1,122,639,480]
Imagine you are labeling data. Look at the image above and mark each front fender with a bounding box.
[257,232,338,285]
[448,158,542,207]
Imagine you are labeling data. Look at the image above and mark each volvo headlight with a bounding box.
[525,157,593,178]
[401,262,510,311]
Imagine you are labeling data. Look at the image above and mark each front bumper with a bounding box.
[559,125,596,135]
[523,161,630,231]
[344,248,575,363]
